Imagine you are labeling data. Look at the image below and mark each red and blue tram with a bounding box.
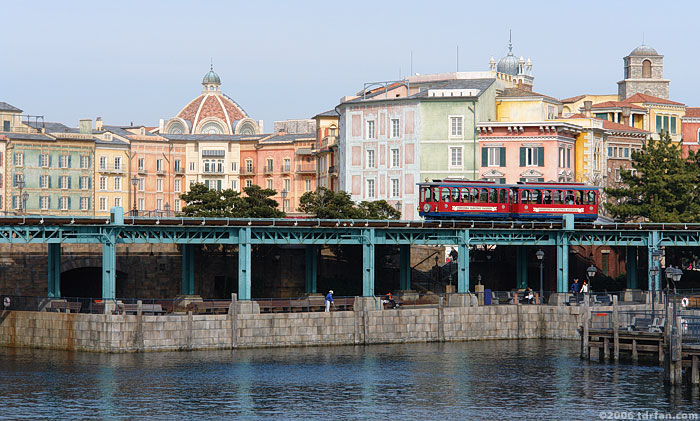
[418,180,599,221]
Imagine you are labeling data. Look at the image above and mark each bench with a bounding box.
[47,301,82,313]
[628,317,652,332]
[122,303,166,315]
[193,300,231,314]
[592,294,612,306]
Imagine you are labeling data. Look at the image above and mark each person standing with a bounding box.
[571,278,580,303]
[325,290,334,312]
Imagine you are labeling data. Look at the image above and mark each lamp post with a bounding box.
[666,266,682,366]
[586,264,597,305]
[536,249,544,305]
[395,201,402,217]
[16,178,25,214]
[651,249,662,316]
[131,176,139,216]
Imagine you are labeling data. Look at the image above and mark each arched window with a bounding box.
[441,187,451,203]
[201,121,224,135]
[642,60,652,78]
[460,188,469,202]
[470,188,479,203]
[480,188,489,203]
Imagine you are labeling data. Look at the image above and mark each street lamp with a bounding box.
[395,201,402,215]
[16,178,25,214]
[281,189,288,212]
[666,266,682,362]
[586,264,597,304]
[131,176,139,216]
[536,249,544,305]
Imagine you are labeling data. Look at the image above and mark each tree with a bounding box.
[605,131,700,222]
[298,187,401,219]
[180,183,285,218]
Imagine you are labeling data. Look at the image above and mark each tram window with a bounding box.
[460,188,470,202]
[565,190,575,205]
[442,188,451,203]
[521,190,530,204]
[586,191,596,205]
[489,189,497,203]
[452,188,460,202]
[470,188,479,203]
[421,187,429,202]
[498,189,507,203]
[533,190,542,204]
[543,190,552,204]
[511,189,518,204]
[480,188,489,203]
[552,190,562,205]
[432,187,440,202]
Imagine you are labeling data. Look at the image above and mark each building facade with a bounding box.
[618,45,670,100]
[312,110,339,191]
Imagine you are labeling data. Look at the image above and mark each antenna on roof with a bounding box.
[410,51,413,75]
[456,45,459,73]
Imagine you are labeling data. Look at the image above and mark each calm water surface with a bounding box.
[1,340,698,419]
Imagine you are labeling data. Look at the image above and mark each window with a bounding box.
[156,179,162,192]
[137,178,144,191]
[174,159,182,172]
[59,196,69,210]
[156,159,163,172]
[284,179,291,192]
[80,155,89,169]
[670,116,677,135]
[99,176,107,190]
[391,179,400,198]
[231,180,238,190]
[283,158,290,172]
[14,152,23,167]
[3,120,9,132]
[559,147,565,167]
[40,175,49,189]
[483,147,505,167]
[267,179,273,190]
[391,148,400,168]
[231,162,238,172]
[156,199,162,211]
[99,156,107,170]
[450,116,463,137]
[642,59,652,78]
[367,120,376,139]
[79,176,89,190]
[615,168,621,182]
[245,160,253,173]
[59,175,69,189]
[624,148,629,158]
[449,147,463,167]
[174,199,181,212]
[137,198,144,210]
[40,196,49,210]
[81,197,89,211]
[520,147,544,167]
[366,149,375,168]
[566,148,571,168]
[174,179,181,193]
[367,179,375,198]
[14,173,23,187]
[656,115,662,133]
[189,162,195,171]
[114,177,122,191]
[114,156,122,171]
[245,179,253,188]
[12,196,18,210]
[305,179,311,192]
[266,158,274,172]
[391,118,400,138]
[40,154,49,167]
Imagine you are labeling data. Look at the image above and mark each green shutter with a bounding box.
[500,147,506,167]
[656,116,662,133]
[519,148,525,167]
[566,149,571,168]
[671,117,677,134]
[481,148,488,166]
[537,147,544,167]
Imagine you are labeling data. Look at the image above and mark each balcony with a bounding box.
[137,167,147,174]
[174,167,185,175]
[321,135,337,149]
[156,169,166,175]
[281,164,291,173]
[203,168,224,175]
[329,165,337,176]
[241,167,255,176]
[98,165,125,174]
[297,164,316,174]
[264,165,274,174]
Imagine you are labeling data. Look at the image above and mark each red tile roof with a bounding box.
[623,93,685,106]
[591,101,645,110]
[560,95,586,103]
[601,119,647,134]
[684,107,700,118]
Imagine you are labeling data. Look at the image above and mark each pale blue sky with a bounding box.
[1,0,696,129]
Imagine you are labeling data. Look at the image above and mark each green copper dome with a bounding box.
[202,65,221,84]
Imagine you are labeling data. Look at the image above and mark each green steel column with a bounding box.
[305,245,318,294]
[182,244,195,295]
[362,229,375,297]
[625,246,638,289]
[457,230,470,293]
[48,243,61,298]
[238,227,252,300]
[516,247,528,289]
[648,231,661,292]
[556,232,569,293]
[102,239,116,300]
[399,244,411,290]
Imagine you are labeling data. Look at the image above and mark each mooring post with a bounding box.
[692,355,699,385]
[612,295,619,361]
[582,297,589,359]
[632,339,638,361]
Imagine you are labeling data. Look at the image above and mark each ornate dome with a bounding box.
[497,41,519,76]
[202,65,221,84]
[629,44,658,56]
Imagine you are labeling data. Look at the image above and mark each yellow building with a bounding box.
[312,109,339,191]
[622,93,685,141]
[561,94,618,117]
[94,130,131,217]
[560,115,606,185]
[496,88,561,122]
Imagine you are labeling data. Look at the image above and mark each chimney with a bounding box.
[159,118,165,133]
[96,117,103,131]
[79,119,92,135]
[584,101,592,118]
[621,106,631,126]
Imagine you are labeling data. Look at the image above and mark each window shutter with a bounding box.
[48,197,51,209]
[88,155,91,169]
[48,176,52,188]
[500,147,506,167]
[519,148,525,166]
[566,149,571,168]
[68,177,72,189]
[68,156,72,168]
[68,197,71,209]
[537,147,545,167]
[88,177,92,189]
[481,148,487,166]
[38,154,42,166]
[49,155,52,167]
[22,152,25,164]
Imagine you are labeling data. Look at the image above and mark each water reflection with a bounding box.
[0,340,698,419]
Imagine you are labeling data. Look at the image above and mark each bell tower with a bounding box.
[617,44,669,100]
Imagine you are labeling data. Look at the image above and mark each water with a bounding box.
[0,340,698,419]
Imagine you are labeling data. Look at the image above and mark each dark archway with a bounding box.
[60,267,126,299]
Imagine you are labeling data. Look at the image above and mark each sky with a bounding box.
[1,0,697,130]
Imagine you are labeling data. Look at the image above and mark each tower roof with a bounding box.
[629,44,659,56]
[497,37,519,76]
[202,65,221,84]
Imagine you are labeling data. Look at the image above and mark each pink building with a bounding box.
[477,122,581,183]
[682,107,700,157]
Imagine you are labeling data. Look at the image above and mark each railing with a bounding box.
[297,164,316,173]
[321,135,337,149]
[241,167,255,175]
[174,168,184,175]
[280,165,291,173]
[203,168,224,174]
[329,165,337,174]
[1,126,42,134]
[256,296,355,313]
[137,167,147,174]
[98,165,124,174]
[263,165,274,174]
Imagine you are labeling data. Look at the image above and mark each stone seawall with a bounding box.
[0,304,650,353]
